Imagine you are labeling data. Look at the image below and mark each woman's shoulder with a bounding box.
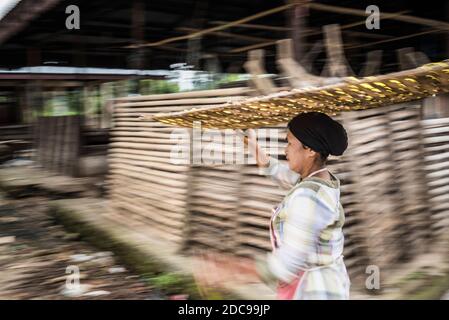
[293,178,331,194]
[287,181,322,200]
[299,172,340,191]
[288,178,340,210]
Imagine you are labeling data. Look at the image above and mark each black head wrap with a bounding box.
[287,112,348,156]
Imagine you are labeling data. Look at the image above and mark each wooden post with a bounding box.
[397,47,416,70]
[61,116,70,175]
[129,0,146,69]
[243,49,277,95]
[35,117,44,165]
[44,116,55,170]
[52,116,63,172]
[17,86,29,124]
[299,40,323,73]
[68,115,81,176]
[25,81,43,121]
[276,38,326,88]
[287,0,310,61]
[83,85,98,128]
[407,51,430,67]
[360,50,383,77]
[101,83,113,129]
[322,24,354,77]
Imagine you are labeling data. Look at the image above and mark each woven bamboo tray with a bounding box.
[146,61,449,129]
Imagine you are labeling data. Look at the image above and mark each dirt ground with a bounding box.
[0,192,167,300]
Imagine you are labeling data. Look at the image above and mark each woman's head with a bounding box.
[285,129,327,173]
[286,112,348,174]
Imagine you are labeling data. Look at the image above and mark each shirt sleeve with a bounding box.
[259,157,301,190]
[256,188,333,285]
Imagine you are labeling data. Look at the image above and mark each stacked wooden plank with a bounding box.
[325,125,371,279]
[340,107,403,272]
[185,164,242,252]
[386,104,432,258]
[107,88,255,247]
[421,116,449,243]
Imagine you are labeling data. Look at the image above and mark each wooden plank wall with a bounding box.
[422,116,449,245]
[387,104,432,258]
[34,115,81,176]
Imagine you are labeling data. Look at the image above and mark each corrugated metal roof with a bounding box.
[0,0,21,20]
[0,66,172,76]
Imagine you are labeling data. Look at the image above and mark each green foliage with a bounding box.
[31,73,245,118]
[195,73,248,91]
[146,272,190,294]
[405,273,449,300]
[140,79,180,95]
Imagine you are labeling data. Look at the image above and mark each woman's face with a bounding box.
[285,129,315,174]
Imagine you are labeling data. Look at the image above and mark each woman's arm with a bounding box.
[239,129,300,189]
[260,157,301,190]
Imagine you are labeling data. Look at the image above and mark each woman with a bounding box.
[246,111,351,300]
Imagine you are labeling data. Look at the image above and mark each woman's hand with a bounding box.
[236,129,270,168]
[192,251,260,291]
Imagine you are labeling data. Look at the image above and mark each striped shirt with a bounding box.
[256,158,351,300]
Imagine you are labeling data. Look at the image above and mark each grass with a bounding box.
[403,272,449,300]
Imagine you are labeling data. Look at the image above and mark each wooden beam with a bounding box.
[343,30,393,40]
[133,3,410,54]
[177,27,272,43]
[30,33,137,44]
[309,3,449,31]
[230,40,279,53]
[229,11,407,54]
[209,21,291,32]
[124,3,297,49]
[345,29,443,50]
